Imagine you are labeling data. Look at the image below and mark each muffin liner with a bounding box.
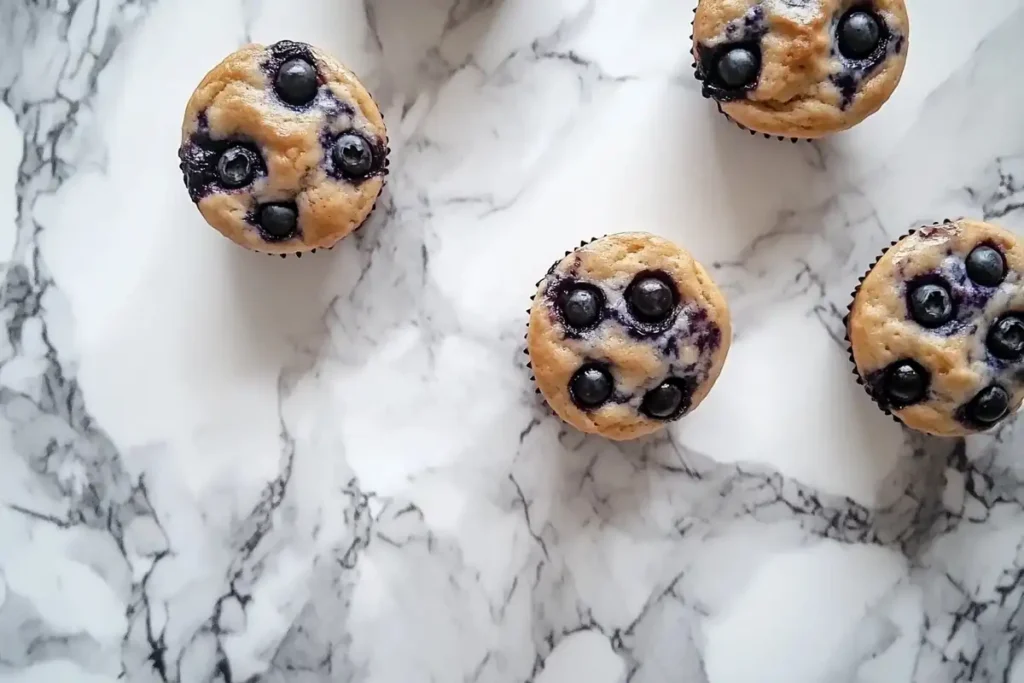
[524,237,602,404]
[689,4,803,144]
[843,220,956,427]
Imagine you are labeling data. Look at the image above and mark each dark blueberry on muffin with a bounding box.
[908,281,954,328]
[837,10,883,60]
[966,245,1007,287]
[967,385,1011,425]
[569,365,614,409]
[882,360,929,408]
[987,315,1024,361]
[275,58,319,106]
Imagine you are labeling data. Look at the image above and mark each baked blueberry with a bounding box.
[692,0,908,138]
[987,315,1024,361]
[715,47,759,89]
[257,203,299,241]
[216,146,258,188]
[849,219,1024,437]
[908,282,954,328]
[966,245,1007,287]
[528,233,732,441]
[569,365,613,409]
[967,385,1011,425]
[332,133,375,179]
[627,274,676,323]
[641,380,688,420]
[274,58,318,106]
[559,285,603,330]
[179,42,388,254]
[837,10,882,60]
[883,360,928,407]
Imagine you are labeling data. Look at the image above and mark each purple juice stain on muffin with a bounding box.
[829,5,904,109]
[262,41,322,109]
[899,254,1008,337]
[319,121,388,184]
[179,112,267,202]
[695,6,767,101]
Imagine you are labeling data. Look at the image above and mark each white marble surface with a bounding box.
[2,0,1024,681]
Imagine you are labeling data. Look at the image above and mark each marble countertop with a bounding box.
[3,0,1024,681]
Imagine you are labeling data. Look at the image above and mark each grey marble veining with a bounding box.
[2,0,1024,681]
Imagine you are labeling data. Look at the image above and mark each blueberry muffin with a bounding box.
[527,233,732,441]
[847,220,1024,437]
[178,41,388,254]
[692,0,909,138]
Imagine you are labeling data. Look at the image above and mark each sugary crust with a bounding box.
[693,0,909,138]
[849,220,1024,436]
[527,233,732,441]
[181,43,386,253]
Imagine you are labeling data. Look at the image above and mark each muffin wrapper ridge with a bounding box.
[524,236,602,411]
[843,220,955,426]
[690,5,803,144]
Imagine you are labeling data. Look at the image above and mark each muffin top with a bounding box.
[848,220,1024,437]
[527,233,732,441]
[692,0,909,138]
[178,40,387,253]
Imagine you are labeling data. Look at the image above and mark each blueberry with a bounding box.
[883,360,928,407]
[715,47,760,89]
[908,282,954,328]
[332,133,375,179]
[274,58,318,106]
[966,245,1007,287]
[217,147,258,188]
[627,274,676,323]
[967,385,1011,425]
[257,203,299,241]
[641,380,689,420]
[569,365,613,409]
[987,315,1024,360]
[560,285,603,329]
[837,10,882,60]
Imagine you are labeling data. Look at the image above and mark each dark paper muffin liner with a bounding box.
[690,4,802,144]
[524,237,602,406]
[843,220,956,426]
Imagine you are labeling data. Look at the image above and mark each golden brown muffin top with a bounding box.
[849,220,1024,437]
[528,233,732,441]
[179,41,387,253]
[693,0,909,138]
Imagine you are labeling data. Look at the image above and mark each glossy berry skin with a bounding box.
[560,286,602,329]
[216,147,257,188]
[908,283,954,328]
[333,134,375,178]
[569,366,613,409]
[715,47,759,89]
[968,386,1011,425]
[883,361,929,407]
[628,275,676,323]
[641,381,687,420]
[966,245,1007,287]
[987,316,1024,361]
[275,58,318,105]
[837,10,882,59]
[257,203,299,241]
